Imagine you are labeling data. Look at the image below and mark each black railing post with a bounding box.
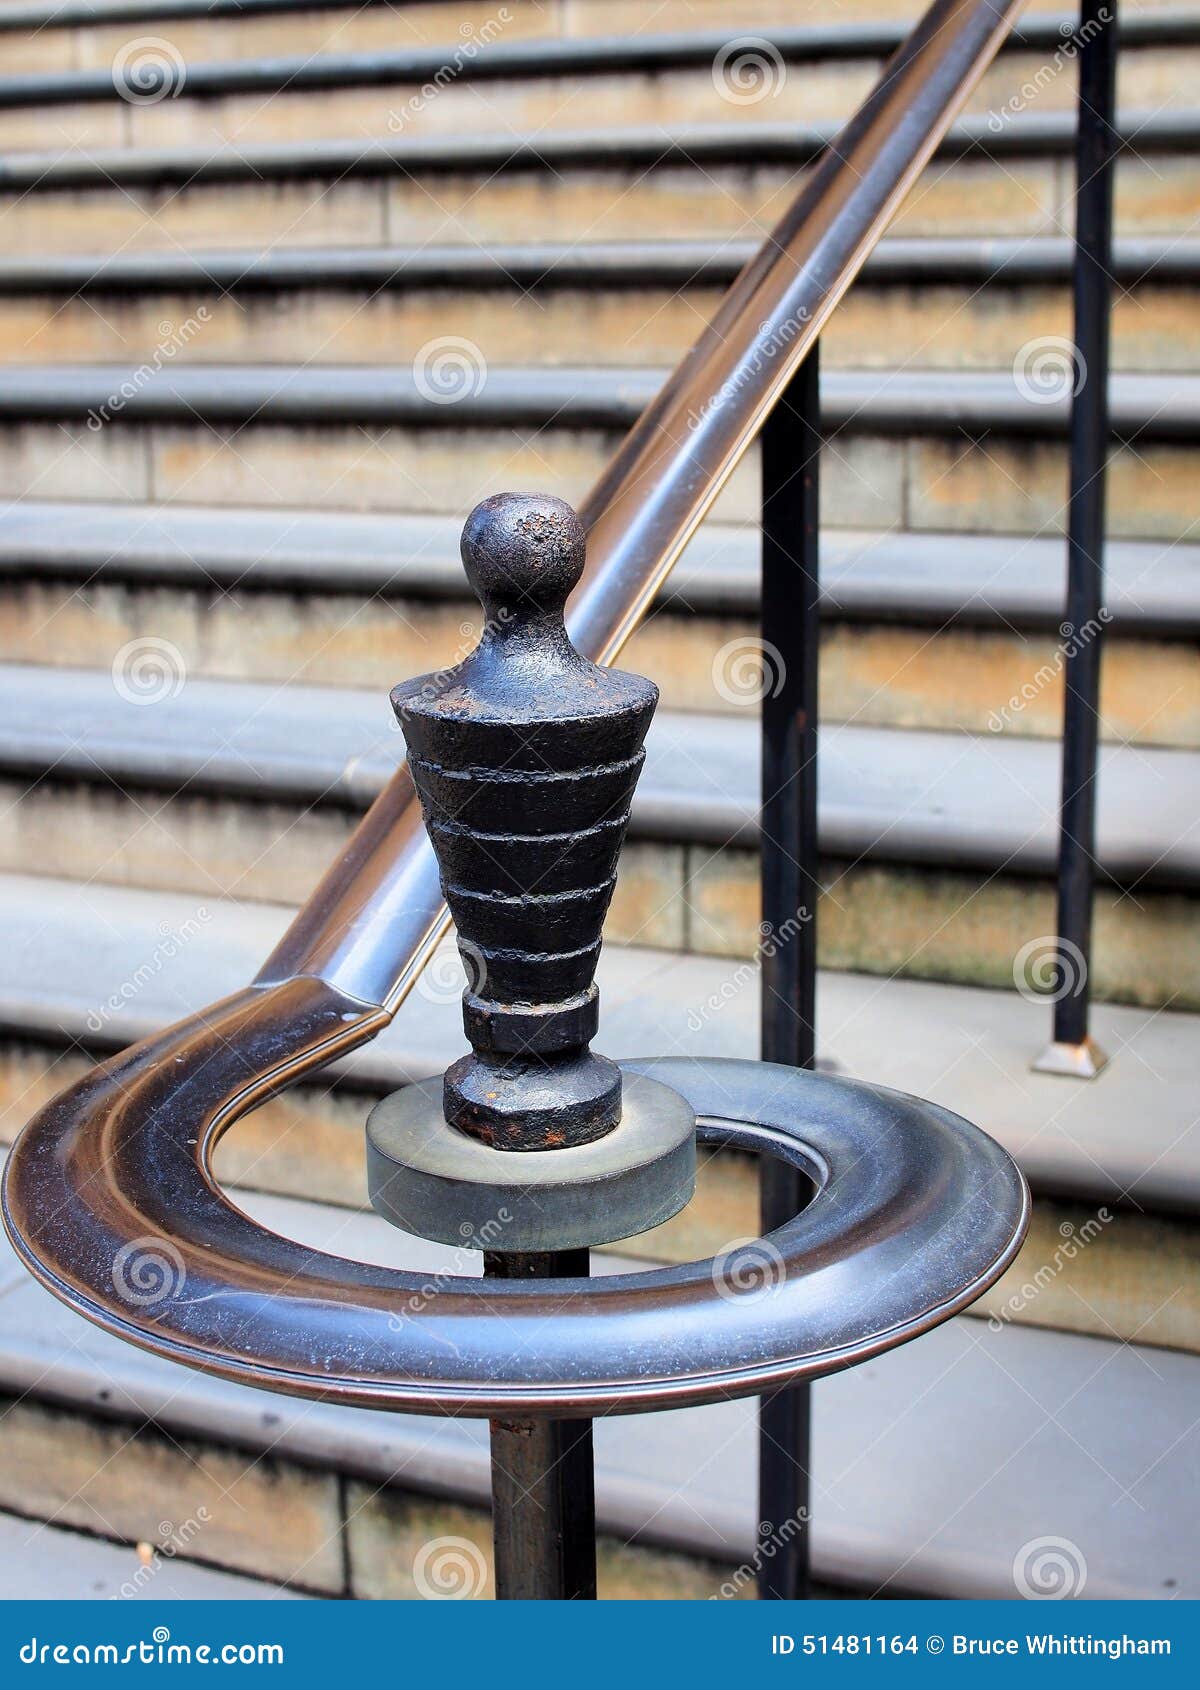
[757,342,820,1598]
[485,1249,597,1601]
[1035,0,1119,1079]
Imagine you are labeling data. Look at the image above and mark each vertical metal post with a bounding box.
[485,1249,597,1600]
[756,342,820,1598]
[1035,0,1119,1080]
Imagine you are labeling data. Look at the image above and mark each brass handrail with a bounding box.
[260,0,1025,1014]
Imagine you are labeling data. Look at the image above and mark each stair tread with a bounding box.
[0,1509,308,1600]
[0,110,1195,192]
[4,9,1199,106]
[0,871,1195,1211]
[3,498,1197,632]
[0,362,1194,439]
[0,663,1194,885]
[3,235,1199,292]
[0,1158,1193,1598]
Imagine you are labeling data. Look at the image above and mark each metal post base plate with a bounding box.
[1032,1037,1109,1080]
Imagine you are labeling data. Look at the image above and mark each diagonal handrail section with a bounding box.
[259,0,1026,1018]
[4,0,1027,1300]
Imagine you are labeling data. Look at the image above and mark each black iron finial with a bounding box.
[392,492,658,1151]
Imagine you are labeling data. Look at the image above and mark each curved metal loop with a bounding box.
[2,0,1029,1388]
[3,1033,1028,1418]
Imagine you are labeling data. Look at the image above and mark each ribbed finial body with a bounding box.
[392,492,658,1150]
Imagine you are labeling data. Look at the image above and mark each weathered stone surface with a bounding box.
[685,848,1200,1009]
[0,1396,344,1592]
[344,1482,746,1601]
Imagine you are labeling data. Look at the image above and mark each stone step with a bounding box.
[1,664,1195,1006]
[0,111,1194,257]
[1,661,1195,887]
[0,1510,309,1600]
[0,1150,1194,1598]
[3,504,1195,745]
[0,237,1195,373]
[0,13,1194,154]
[0,364,1194,543]
[0,870,1197,1220]
[5,497,1195,634]
[0,1,1182,76]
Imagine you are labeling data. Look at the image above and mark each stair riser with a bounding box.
[3,1040,1195,1356]
[0,787,1192,1006]
[0,278,1193,373]
[0,151,1192,256]
[0,1392,730,1598]
[0,419,1192,543]
[5,2,1176,77]
[3,584,1196,746]
[3,49,1185,157]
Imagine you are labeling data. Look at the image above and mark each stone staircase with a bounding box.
[0,0,1196,1599]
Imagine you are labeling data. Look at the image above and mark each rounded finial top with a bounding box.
[460,492,586,620]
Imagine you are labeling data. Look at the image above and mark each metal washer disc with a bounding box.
[366,1072,697,1252]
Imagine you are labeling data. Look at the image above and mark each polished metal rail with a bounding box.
[2,0,1033,1605]
[260,0,1025,1015]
